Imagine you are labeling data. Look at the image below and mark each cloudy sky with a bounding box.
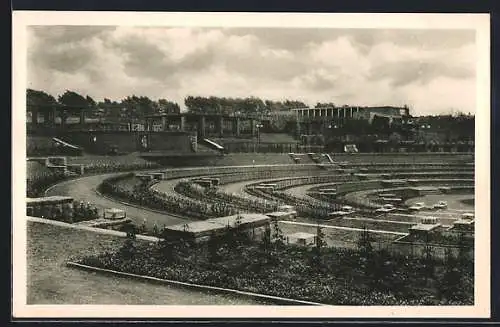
[27,26,476,115]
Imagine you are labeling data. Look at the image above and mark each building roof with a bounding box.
[27,196,74,204]
[290,105,406,111]
[375,208,394,213]
[166,213,270,234]
[328,211,351,216]
[382,179,407,183]
[410,186,440,191]
[410,223,441,231]
[266,211,292,218]
[105,208,125,214]
[453,219,474,225]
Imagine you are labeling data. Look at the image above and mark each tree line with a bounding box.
[27,89,313,118]
[27,89,474,136]
[184,96,308,114]
[27,89,181,119]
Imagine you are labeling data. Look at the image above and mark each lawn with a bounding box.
[26,221,265,305]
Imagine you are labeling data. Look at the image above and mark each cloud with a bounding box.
[369,59,474,87]
[26,26,477,115]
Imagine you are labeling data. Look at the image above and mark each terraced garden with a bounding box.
[27,152,475,305]
[92,153,475,251]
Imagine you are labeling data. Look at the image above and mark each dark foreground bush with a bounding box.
[76,234,474,306]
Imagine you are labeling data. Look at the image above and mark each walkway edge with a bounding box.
[94,188,190,221]
[27,216,160,242]
[66,262,325,306]
[279,220,408,236]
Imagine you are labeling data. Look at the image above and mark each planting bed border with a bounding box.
[66,262,324,306]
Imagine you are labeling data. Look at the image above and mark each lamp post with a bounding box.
[256,123,264,142]
[256,123,264,152]
[327,123,338,152]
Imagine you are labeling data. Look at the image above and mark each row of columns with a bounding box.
[157,115,253,138]
[295,107,361,119]
[29,106,87,127]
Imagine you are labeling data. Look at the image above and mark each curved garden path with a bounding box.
[45,173,191,229]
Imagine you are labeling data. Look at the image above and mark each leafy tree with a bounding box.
[283,99,307,109]
[310,224,326,272]
[158,228,179,263]
[207,230,222,264]
[438,248,467,302]
[357,226,373,258]
[220,222,236,250]
[389,259,412,298]
[261,223,272,254]
[315,224,326,250]
[357,226,375,282]
[185,96,307,115]
[422,234,436,282]
[98,98,122,118]
[119,222,137,259]
[388,132,402,145]
[233,213,250,245]
[371,115,391,135]
[315,102,336,108]
[27,89,58,106]
[368,248,392,291]
[121,95,158,118]
[158,98,180,114]
[456,232,472,267]
[58,90,89,108]
[124,222,136,239]
[271,218,286,248]
[86,95,97,108]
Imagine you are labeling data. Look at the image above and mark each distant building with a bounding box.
[291,106,410,121]
[26,196,74,217]
[451,219,475,232]
[409,223,442,238]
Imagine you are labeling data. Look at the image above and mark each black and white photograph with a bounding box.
[12,12,490,318]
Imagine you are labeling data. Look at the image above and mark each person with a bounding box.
[92,206,99,219]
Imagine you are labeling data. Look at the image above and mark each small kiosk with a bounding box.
[286,232,316,246]
[104,208,126,220]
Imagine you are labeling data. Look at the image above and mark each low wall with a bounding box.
[59,131,193,154]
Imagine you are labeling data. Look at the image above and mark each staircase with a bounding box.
[202,138,225,153]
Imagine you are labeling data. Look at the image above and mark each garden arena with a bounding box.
[21,83,480,306]
[26,148,475,304]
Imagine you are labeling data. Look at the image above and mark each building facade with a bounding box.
[292,106,410,121]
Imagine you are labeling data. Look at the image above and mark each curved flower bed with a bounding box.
[175,181,279,214]
[98,174,238,219]
[76,236,473,305]
[98,166,334,219]
[27,170,68,197]
[27,159,162,198]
